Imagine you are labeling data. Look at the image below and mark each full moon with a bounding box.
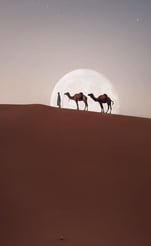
[50,69,120,114]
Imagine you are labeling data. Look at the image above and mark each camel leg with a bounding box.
[106,103,110,113]
[83,98,88,111]
[100,103,104,113]
[110,105,112,114]
[85,102,88,111]
[110,100,114,113]
[86,103,88,111]
[109,102,112,114]
[86,100,88,111]
[76,101,79,110]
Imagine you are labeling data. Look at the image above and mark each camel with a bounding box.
[88,93,114,113]
[64,92,88,110]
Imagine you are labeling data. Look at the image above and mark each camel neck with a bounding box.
[91,95,97,101]
[67,94,73,99]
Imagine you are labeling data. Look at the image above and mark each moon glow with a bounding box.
[50,69,120,114]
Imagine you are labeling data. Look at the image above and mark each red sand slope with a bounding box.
[0,105,151,246]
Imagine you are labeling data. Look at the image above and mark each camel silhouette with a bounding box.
[64,92,88,111]
[88,93,114,113]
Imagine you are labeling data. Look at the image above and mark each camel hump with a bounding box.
[79,92,83,99]
[103,93,108,97]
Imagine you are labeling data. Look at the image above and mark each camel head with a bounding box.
[64,92,71,101]
[88,93,94,97]
[64,92,70,96]
[88,93,98,102]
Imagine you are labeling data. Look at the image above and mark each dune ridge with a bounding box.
[0,104,151,246]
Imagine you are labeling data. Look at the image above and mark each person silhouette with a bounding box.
[57,92,61,108]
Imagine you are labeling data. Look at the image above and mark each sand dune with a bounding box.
[0,104,151,246]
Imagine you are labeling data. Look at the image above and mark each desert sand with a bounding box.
[0,104,151,246]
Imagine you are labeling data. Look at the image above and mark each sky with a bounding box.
[0,0,151,118]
